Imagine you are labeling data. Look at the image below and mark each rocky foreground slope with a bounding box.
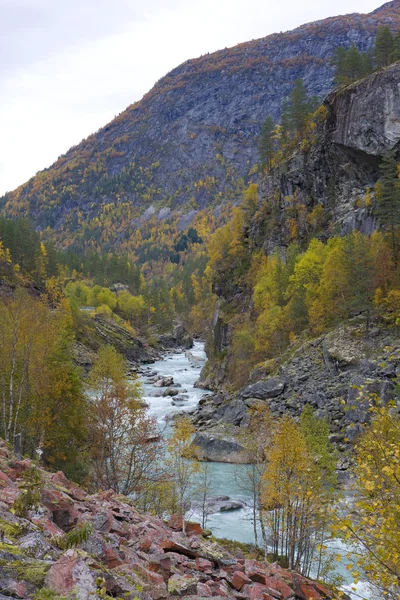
[0,440,345,600]
[2,2,400,250]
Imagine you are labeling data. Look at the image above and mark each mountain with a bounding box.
[2,1,400,256]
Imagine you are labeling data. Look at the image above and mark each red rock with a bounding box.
[6,469,18,481]
[160,538,197,558]
[139,533,155,551]
[41,488,79,530]
[314,581,334,598]
[45,549,97,596]
[0,447,10,458]
[99,489,116,500]
[51,471,72,489]
[0,470,15,487]
[104,547,125,569]
[185,521,202,536]
[148,555,171,581]
[232,570,253,591]
[295,581,322,600]
[195,556,213,572]
[263,576,294,599]
[8,459,31,476]
[243,583,273,600]
[8,581,27,598]
[248,569,267,584]
[197,581,213,596]
[69,486,87,501]
[31,515,64,536]
[168,513,183,530]
[262,594,276,600]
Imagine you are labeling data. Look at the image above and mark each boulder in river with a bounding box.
[171,397,189,406]
[163,388,181,397]
[191,429,247,463]
[154,376,174,387]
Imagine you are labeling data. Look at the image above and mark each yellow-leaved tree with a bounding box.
[88,345,162,496]
[261,415,335,577]
[333,404,400,599]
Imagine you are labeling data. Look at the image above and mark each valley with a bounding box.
[1,2,400,599]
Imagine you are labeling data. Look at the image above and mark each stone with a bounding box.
[195,557,213,572]
[263,576,295,599]
[168,574,199,596]
[0,471,15,488]
[163,388,181,397]
[45,549,97,600]
[232,570,252,590]
[185,521,202,536]
[168,514,183,530]
[241,378,285,400]
[243,583,274,600]
[18,531,52,559]
[191,430,246,463]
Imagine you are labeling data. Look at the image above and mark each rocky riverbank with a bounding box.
[0,439,347,600]
[192,318,400,464]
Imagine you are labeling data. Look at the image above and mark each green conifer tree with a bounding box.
[375,26,394,68]
[377,149,400,260]
[259,115,275,170]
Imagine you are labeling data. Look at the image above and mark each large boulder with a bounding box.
[241,378,285,400]
[191,430,247,463]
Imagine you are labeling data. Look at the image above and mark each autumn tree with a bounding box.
[88,345,161,496]
[333,404,400,599]
[0,288,87,479]
[193,462,216,530]
[166,416,199,533]
[236,403,275,550]
[261,415,335,576]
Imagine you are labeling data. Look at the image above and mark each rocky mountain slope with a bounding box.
[0,439,347,599]
[2,2,400,253]
[191,62,400,462]
[193,317,400,463]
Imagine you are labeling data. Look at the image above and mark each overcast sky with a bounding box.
[0,0,382,195]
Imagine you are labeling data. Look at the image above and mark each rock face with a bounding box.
[0,438,347,600]
[327,61,400,156]
[3,3,400,251]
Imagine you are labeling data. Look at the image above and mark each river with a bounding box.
[139,341,371,600]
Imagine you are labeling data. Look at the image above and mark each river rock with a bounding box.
[191,429,247,463]
[171,397,189,405]
[240,378,285,400]
[154,376,174,387]
[163,388,181,397]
